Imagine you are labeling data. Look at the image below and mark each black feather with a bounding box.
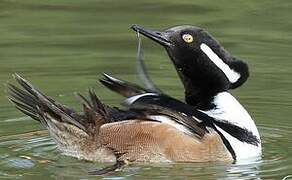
[9,74,86,131]
[100,73,149,97]
[214,120,260,146]
[125,94,214,138]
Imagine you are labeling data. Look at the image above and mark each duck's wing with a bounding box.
[125,93,259,151]
[124,93,213,123]
[123,93,242,160]
[100,73,219,139]
[99,73,212,138]
[99,73,150,97]
[99,71,163,98]
[123,93,214,138]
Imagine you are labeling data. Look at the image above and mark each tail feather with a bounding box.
[8,74,141,131]
[88,89,107,116]
[9,98,40,121]
[7,74,148,161]
[9,75,97,133]
[75,90,110,126]
[7,74,121,160]
[10,74,86,131]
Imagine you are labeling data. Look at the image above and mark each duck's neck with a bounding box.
[185,89,216,110]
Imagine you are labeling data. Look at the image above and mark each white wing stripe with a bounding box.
[124,93,158,105]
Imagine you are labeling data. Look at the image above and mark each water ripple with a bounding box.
[0,123,291,179]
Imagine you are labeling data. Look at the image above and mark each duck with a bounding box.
[7,24,261,175]
[102,24,261,160]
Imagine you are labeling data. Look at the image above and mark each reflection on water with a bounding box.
[0,0,292,179]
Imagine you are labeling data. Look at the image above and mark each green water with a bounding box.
[0,0,292,179]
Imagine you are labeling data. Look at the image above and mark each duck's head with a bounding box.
[131,24,249,109]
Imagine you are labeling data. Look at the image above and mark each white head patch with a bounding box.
[200,43,240,83]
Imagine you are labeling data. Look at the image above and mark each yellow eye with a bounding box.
[182,34,193,43]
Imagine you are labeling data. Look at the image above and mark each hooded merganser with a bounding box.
[101,25,261,160]
[7,25,261,175]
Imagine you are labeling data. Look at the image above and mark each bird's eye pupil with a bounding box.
[182,34,193,43]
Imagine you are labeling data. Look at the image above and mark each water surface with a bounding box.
[0,0,292,179]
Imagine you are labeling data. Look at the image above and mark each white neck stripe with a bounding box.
[200,43,240,83]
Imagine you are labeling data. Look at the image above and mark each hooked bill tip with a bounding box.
[130,24,144,33]
[130,24,139,31]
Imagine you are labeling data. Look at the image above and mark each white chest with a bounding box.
[201,92,262,160]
